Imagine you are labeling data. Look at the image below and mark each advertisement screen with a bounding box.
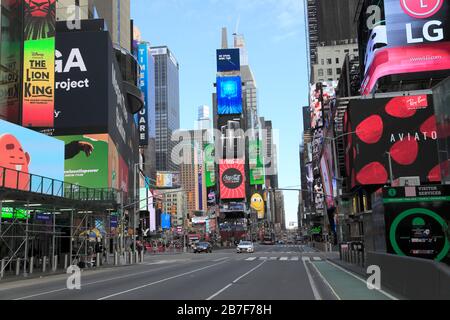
[320,154,335,209]
[137,43,149,146]
[54,30,110,133]
[346,95,440,186]
[161,213,171,230]
[219,159,246,199]
[249,139,265,185]
[250,193,265,220]
[0,119,64,191]
[56,134,109,189]
[22,0,56,128]
[118,154,129,195]
[217,76,242,115]
[383,185,450,265]
[204,143,216,188]
[217,49,240,72]
[310,84,323,129]
[361,0,450,94]
[156,171,180,188]
[149,189,156,232]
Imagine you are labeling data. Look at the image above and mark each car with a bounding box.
[237,241,255,253]
[193,242,212,253]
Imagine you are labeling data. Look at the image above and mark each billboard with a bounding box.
[22,0,56,128]
[320,154,335,209]
[249,139,265,185]
[360,0,450,94]
[250,193,265,220]
[383,185,450,265]
[137,43,149,146]
[217,49,240,72]
[204,143,216,188]
[156,171,180,188]
[346,95,440,186]
[310,84,323,129]
[0,119,64,191]
[161,213,171,230]
[217,76,242,115]
[56,134,109,189]
[219,159,246,199]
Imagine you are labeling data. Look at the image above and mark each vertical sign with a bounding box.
[249,139,265,185]
[22,0,56,128]
[137,43,149,146]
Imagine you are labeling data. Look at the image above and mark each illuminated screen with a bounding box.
[217,76,242,115]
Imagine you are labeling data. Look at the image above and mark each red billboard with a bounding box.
[345,95,440,187]
[219,159,246,199]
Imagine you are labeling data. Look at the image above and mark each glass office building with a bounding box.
[151,46,180,172]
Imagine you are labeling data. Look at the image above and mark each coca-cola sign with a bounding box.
[219,159,246,199]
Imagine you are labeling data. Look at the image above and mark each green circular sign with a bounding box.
[389,208,450,262]
[388,189,397,197]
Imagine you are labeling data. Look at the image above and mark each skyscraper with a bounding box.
[151,46,180,172]
[197,105,211,131]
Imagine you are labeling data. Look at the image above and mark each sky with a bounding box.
[131,0,309,227]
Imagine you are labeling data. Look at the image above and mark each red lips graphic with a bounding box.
[356,115,383,144]
[356,162,388,185]
[420,115,437,139]
[428,164,442,182]
[390,139,418,166]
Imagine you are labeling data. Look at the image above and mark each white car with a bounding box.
[236,241,255,253]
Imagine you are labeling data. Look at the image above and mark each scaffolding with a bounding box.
[0,165,123,278]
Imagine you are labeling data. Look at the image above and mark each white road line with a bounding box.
[280,257,289,261]
[206,261,266,301]
[326,260,398,300]
[291,257,300,261]
[269,257,277,261]
[98,260,229,300]
[245,257,257,261]
[212,257,229,262]
[259,257,268,260]
[313,257,322,261]
[309,262,341,300]
[302,257,322,301]
[15,262,190,300]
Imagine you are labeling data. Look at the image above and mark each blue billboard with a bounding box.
[217,76,242,115]
[217,49,240,72]
[161,213,171,230]
[137,43,150,146]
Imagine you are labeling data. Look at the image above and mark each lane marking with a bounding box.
[269,257,277,261]
[14,260,208,300]
[245,257,257,261]
[259,257,268,260]
[291,257,300,261]
[98,260,229,300]
[326,260,398,300]
[309,262,341,300]
[313,257,322,261]
[280,257,289,261]
[302,257,322,301]
[206,261,266,301]
[212,257,230,262]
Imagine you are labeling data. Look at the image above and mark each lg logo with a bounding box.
[401,0,444,19]
[401,0,445,44]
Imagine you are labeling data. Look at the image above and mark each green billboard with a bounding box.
[249,139,265,185]
[204,143,216,188]
[56,134,109,189]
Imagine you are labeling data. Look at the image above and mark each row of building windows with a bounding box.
[318,68,342,77]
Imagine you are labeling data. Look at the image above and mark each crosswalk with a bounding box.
[244,256,322,262]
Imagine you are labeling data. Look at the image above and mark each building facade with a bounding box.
[151,46,180,172]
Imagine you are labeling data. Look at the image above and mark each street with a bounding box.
[0,245,398,300]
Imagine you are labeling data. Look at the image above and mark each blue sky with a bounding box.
[131,0,309,226]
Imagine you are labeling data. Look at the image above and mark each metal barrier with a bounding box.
[340,242,365,268]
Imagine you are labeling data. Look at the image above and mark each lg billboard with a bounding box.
[360,0,450,94]
[346,95,440,187]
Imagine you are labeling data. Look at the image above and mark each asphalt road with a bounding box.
[0,245,399,300]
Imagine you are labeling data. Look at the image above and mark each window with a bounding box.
[336,68,341,75]
[321,59,324,65]
[318,69,324,76]
[336,58,339,64]
[353,48,358,52]
[327,68,333,76]
[327,58,332,65]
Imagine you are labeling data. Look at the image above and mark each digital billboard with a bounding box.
[0,119,64,191]
[204,143,216,188]
[217,49,240,72]
[346,95,440,186]
[219,159,246,199]
[156,171,180,188]
[22,0,56,128]
[360,0,450,94]
[161,213,171,230]
[382,185,450,265]
[217,76,242,115]
[137,42,149,146]
[250,193,265,220]
[320,154,335,209]
[56,134,109,189]
[249,139,265,185]
[310,84,323,129]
